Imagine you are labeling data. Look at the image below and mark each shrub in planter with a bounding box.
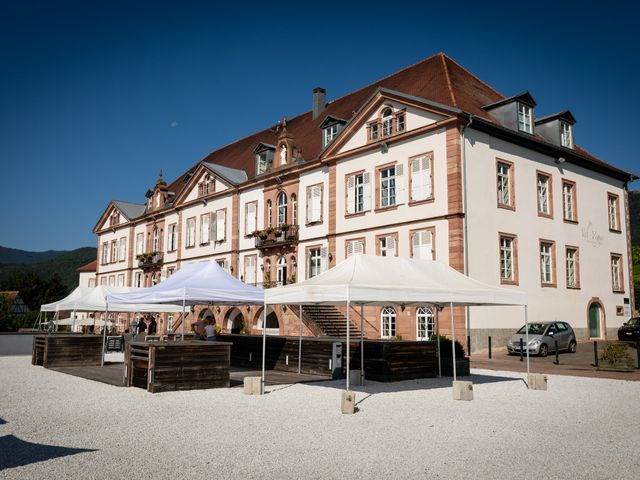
[599,342,634,371]
[430,334,466,357]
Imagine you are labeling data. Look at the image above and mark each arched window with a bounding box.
[276,256,287,286]
[381,306,396,338]
[381,108,393,137]
[291,256,297,282]
[267,200,272,227]
[416,306,434,341]
[277,192,287,226]
[151,273,158,286]
[291,193,297,225]
[153,227,159,252]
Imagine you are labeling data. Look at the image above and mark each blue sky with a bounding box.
[1,0,639,251]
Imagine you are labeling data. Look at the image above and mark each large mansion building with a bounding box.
[92,53,636,351]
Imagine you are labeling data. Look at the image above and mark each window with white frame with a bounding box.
[381,306,396,338]
[186,217,196,248]
[381,108,393,137]
[611,254,623,291]
[167,313,174,332]
[267,200,272,227]
[517,103,532,134]
[380,166,396,208]
[245,202,257,235]
[346,172,370,214]
[411,230,433,260]
[308,247,326,279]
[109,275,115,286]
[291,194,297,225]
[134,272,142,288]
[379,235,397,257]
[416,306,434,341]
[216,258,230,273]
[369,122,379,141]
[101,242,108,264]
[256,149,273,176]
[277,192,287,226]
[100,276,107,286]
[168,224,177,251]
[119,237,126,262]
[307,185,322,223]
[200,213,210,244]
[346,239,364,257]
[117,274,125,287]
[111,240,118,263]
[537,173,550,215]
[244,255,256,285]
[560,122,573,148]
[136,233,144,255]
[497,162,512,207]
[566,247,578,288]
[410,155,432,202]
[562,181,576,221]
[540,241,554,285]
[608,194,620,231]
[396,111,405,133]
[323,124,339,147]
[152,227,159,252]
[499,235,516,282]
[215,210,226,241]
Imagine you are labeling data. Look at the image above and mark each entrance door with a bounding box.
[276,256,287,287]
[589,303,601,338]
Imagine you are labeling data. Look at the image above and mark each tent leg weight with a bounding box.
[243,376,263,395]
[527,373,548,391]
[452,380,473,401]
[341,390,356,414]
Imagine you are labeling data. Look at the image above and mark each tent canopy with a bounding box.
[53,317,114,327]
[43,286,184,313]
[265,254,527,306]
[41,286,93,312]
[106,260,264,306]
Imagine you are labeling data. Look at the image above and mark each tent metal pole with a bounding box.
[298,304,302,374]
[101,304,109,367]
[181,288,186,339]
[450,302,457,382]
[72,308,77,333]
[261,303,267,392]
[360,304,364,386]
[346,295,350,391]
[436,306,441,377]
[525,305,530,382]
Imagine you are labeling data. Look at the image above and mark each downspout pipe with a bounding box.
[461,114,473,353]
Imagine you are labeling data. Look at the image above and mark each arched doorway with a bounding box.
[588,301,604,339]
[199,308,216,325]
[276,256,287,286]
[254,307,279,335]
[225,307,245,334]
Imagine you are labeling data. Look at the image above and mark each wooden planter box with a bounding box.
[218,334,438,382]
[440,357,471,377]
[125,341,231,393]
[32,335,103,368]
[597,362,635,372]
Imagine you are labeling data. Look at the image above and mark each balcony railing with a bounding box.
[254,225,299,249]
[137,252,164,269]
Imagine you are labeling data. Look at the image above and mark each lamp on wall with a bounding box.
[555,157,566,165]
[260,264,265,271]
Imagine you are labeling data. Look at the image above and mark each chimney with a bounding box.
[312,87,326,120]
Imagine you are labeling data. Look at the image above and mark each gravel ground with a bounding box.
[1,355,639,479]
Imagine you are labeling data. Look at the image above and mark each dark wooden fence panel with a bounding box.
[32,335,103,368]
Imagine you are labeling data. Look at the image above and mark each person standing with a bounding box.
[204,322,216,341]
[148,316,157,335]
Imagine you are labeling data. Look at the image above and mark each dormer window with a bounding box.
[197,175,215,197]
[381,108,393,136]
[518,103,532,134]
[560,122,573,148]
[367,107,407,142]
[323,124,339,147]
[254,145,274,176]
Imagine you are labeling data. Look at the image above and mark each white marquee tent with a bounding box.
[265,254,529,389]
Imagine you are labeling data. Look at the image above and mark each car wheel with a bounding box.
[539,344,548,357]
[568,340,577,353]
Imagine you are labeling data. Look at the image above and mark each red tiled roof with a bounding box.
[0,291,18,302]
[77,259,97,272]
[161,52,632,200]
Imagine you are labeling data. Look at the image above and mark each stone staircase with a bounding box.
[298,304,363,338]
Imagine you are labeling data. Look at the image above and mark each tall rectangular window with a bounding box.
[215,210,226,241]
[186,217,196,248]
[136,233,144,255]
[200,213,210,244]
[256,150,273,175]
[168,224,177,252]
[306,185,323,223]
[562,181,577,222]
[134,272,143,288]
[323,124,339,147]
[411,230,434,260]
[346,238,365,257]
[111,240,118,263]
[346,172,370,214]
[497,161,513,208]
[537,172,551,216]
[379,166,401,208]
[518,103,532,133]
[499,234,517,284]
[245,202,257,235]
[611,254,624,292]
[560,122,573,148]
[244,255,257,285]
[118,237,126,262]
[566,247,579,288]
[308,247,322,278]
[608,194,620,231]
[101,242,108,264]
[540,241,555,286]
[410,154,433,202]
[378,234,397,257]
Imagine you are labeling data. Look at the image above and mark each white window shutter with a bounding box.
[312,186,322,222]
[347,240,354,258]
[216,210,226,241]
[307,188,313,223]
[387,236,396,256]
[320,246,328,272]
[423,156,432,199]
[347,175,355,214]
[355,240,364,255]
[362,172,371,211]
[210,212,217,242]
[247,203,256,234]
[395,163,405,204]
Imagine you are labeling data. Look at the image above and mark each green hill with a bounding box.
[0,247,96,290]
[0,245,67,264]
